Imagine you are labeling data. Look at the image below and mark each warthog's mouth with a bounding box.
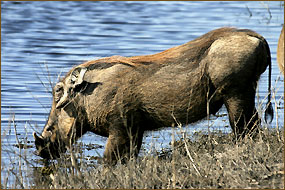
[33,132,66,160]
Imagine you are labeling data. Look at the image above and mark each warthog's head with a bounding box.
[33,67,87,159]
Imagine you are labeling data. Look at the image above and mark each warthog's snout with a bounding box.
[33,132,66,159]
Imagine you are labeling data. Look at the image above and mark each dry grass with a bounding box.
[7,127,281,189]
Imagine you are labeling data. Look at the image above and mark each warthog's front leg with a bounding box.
[103,129,144,165]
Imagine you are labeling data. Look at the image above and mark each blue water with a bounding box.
[1,1,284,187]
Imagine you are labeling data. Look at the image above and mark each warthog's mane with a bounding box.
[60,27,265,83]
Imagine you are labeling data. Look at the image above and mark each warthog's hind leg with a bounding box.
[224,89,261,140]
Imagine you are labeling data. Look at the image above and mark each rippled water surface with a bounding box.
[1,1,284,187]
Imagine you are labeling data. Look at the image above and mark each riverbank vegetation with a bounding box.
[2,123,284,189]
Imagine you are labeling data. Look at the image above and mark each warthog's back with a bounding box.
[107,28,269,128]
[75,27,270,130]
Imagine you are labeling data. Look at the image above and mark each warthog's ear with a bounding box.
[70,67,87,88]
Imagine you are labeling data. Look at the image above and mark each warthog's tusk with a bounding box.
[33,132,45,144]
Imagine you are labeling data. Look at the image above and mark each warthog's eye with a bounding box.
[46,125,54,132]
[55,86,63,93]
[54,85,64,103]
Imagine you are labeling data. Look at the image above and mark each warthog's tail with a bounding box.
[264,39,273,124]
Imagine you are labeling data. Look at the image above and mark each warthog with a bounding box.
[34,27,273,164]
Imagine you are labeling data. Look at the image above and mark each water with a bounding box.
[1,1,284,187]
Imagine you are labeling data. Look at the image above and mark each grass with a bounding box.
[2,120,284,189]
[41,129,285,189]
